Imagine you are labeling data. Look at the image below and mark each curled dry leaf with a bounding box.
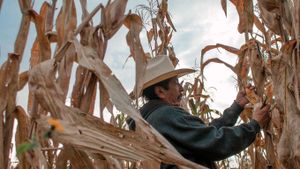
[230,0,254,33]
[201,58,236,75]
[29,9,51,61]
[245,87,260,104]
[101,0,128,39]
[124,13,143,31]
[124,13,147,98]
[18,71,29,91]
[257,0,281,35]
[221,0,227,17]
[201,43,240,63]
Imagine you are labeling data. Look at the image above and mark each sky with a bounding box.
[0,0,245,113]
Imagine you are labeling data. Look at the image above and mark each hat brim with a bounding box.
[142,68,195,90]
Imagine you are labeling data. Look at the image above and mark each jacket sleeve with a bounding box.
[147,106,260,161]
[209,101,244,128]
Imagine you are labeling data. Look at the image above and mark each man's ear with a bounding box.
[154,86,166,99]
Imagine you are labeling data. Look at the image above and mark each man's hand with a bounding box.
[235,85,255,108]
[252,103,271,128]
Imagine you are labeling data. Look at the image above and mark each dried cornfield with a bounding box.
[0,0,300,169]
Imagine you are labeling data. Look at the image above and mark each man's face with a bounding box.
[158,77,183,106]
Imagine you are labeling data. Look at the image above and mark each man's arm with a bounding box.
[148,106,262,161]
[144,88,270,162]
[209,101,244,128]
[210,87,250,128]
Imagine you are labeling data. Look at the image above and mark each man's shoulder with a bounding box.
[150,105,189,119]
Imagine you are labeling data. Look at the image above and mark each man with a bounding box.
[127,55,270,169]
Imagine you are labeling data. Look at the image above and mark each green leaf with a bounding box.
[16,142,37,156]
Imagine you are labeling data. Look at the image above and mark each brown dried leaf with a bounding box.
[57,44,76,101]
[102,0,128,39]
[39,2,51,29]
[55,148,70,169]
[249,47,265,97]
[71,66,86,108]
[245,87,260,104]
[234,47,250,87]
[18,71,29,91]
[2,53,21,169]
[79,74,97,114]
[147,29,154,44]
[79,0,89,20]
[234,0,254,33]
[265,82,273,103]
[254,15,266,34]
[99,80,112,118]
[201,58,236,75]
[221,0,227,17]
[30,39,40,68]
[258,0,281,35]
[201,43,240,59]
[55,0,77,47]
[124,14,143,31]
[229,0,237,6]
[124,14,147,98]
[29,9,51,61]
[14,3,31,57]
[18,0,31,11]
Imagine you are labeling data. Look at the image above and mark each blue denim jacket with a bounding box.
[127,100,260,169]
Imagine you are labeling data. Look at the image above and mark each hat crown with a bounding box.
[144,55,175,84]
[142,55,195,90]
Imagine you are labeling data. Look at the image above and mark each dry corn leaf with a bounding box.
[221,0,227,17]
[57,45,76,100]
[265,82,273,103]
[245,87,260,104]
[124,14,147,98]
[79,74,97,114]
[201,43,240,60]
[231,0,254,33]
[160,0,176,32]
[201,58,236,75]
[147,29,154,44]
[56,0,77,47]
[257,0,281,35]
[79,0,89,21]
[99,80,113,119]
[254,148,268,169]
[1,53,21,169]
[14,0,31,57]
[30,40,40,68]
[29,9,51,61]
[71,66,87,108]
[264,129,281,169]
[254,15,266,34]
[234,47,250,87]
[18,71,29,91]
[101,0,128,39]
[248,45,265,97]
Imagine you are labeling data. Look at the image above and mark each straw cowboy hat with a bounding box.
[142,55,195,90]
